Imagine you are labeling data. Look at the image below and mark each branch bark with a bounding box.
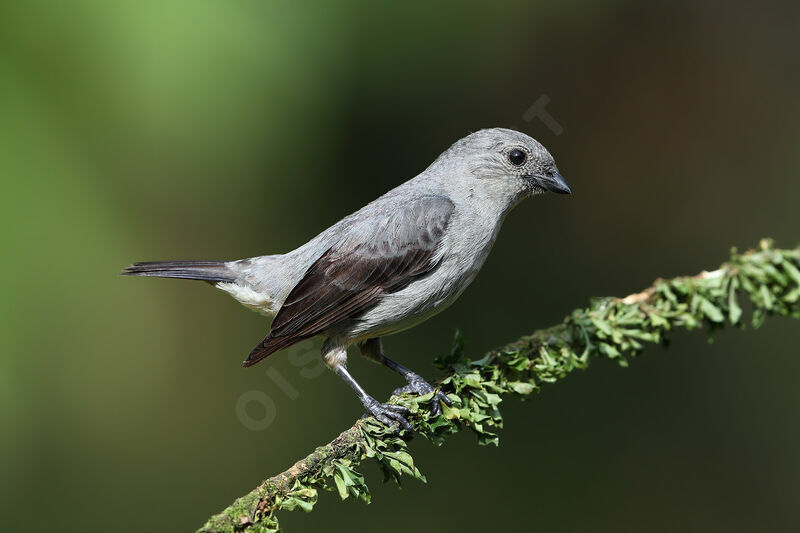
[198,240,800,532]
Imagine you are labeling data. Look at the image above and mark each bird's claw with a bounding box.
[363,398,412,432]
[393,374,452,416]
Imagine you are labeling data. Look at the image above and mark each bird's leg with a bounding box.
[322,341,411,431]
[358,337,452,416]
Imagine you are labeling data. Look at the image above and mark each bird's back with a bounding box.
[217,176,441,317]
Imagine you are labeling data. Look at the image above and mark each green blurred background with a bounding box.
[1,1,799,531]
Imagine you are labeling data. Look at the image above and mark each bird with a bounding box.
[122,128,571,430]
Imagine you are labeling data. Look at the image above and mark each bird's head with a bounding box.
[433,128,571,210]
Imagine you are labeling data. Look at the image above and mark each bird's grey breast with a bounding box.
[345,196,506,339]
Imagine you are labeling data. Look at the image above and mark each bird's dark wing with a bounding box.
[243,195,455,366]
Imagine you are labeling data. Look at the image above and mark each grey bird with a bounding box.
[122,128,571,429]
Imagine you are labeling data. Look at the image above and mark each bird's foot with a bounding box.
[362,396,412,432]
[393,373,452,416]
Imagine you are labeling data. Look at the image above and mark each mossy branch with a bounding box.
[199,239,800,533]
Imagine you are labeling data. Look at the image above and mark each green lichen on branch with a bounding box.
[198,239,800,533]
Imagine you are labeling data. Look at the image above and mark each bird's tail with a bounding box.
[121,260,236,283]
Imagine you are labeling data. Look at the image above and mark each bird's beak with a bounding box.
[534,171,572,195]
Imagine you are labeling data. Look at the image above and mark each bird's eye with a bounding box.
[508,149,527,166]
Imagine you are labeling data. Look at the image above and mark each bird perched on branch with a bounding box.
[122,128,571,430]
